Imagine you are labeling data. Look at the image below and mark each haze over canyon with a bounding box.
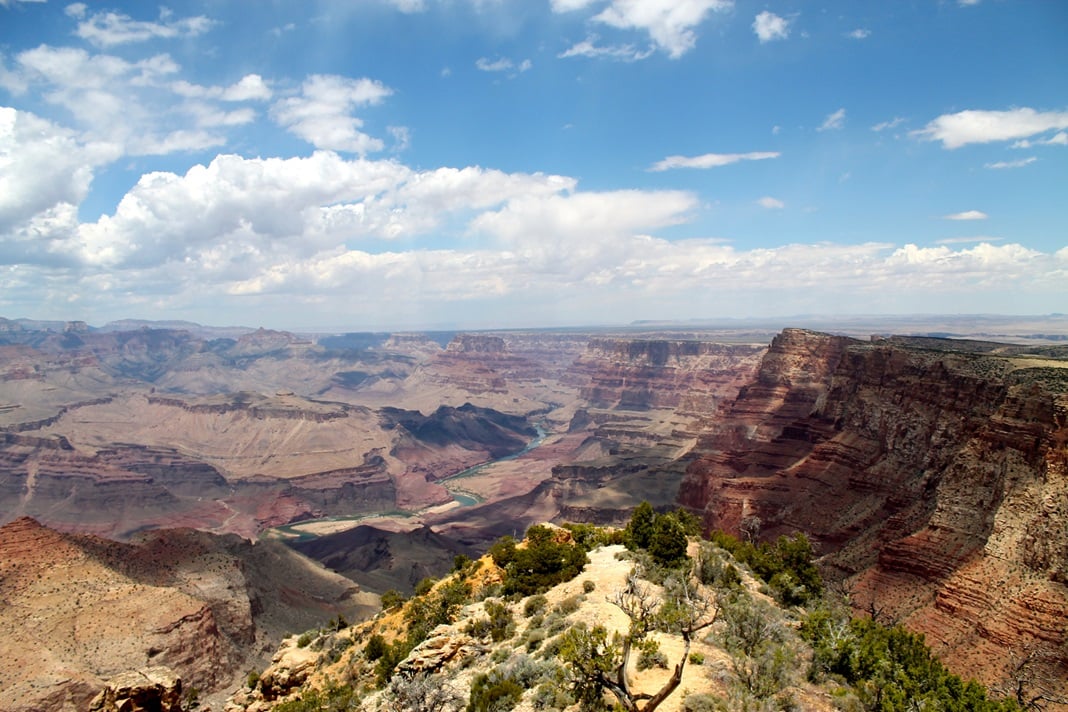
[0,314,1066,711]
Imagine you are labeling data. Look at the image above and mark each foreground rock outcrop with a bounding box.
[0,517,375,712]
[678,329,1068,690]
[88,667,183,712]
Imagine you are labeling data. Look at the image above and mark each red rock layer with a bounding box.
[677,328,1068,691]
[570,339,767,414]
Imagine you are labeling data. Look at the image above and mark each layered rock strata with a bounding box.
[0,517,372,712]
[678,329,1068,689]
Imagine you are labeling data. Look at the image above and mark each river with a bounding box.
[267,422,548,542]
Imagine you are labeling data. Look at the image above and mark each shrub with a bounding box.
[625,501,657,550]
[523,594,549,618]
[637,646,669,671]
[245,670,260,690]
[380,589,405,610]
[682,693,723,712]
[493,526,588,597]
[582,579,596,593]
[467,671,524,712]
[414,576,438,597]
[296,631,314,648]
[552,595,582,616]
[364,633,388,662]
[466,600,515,642]
[689,651,705,666]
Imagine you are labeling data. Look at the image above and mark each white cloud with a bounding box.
[936,236,1002,245]
[818,108,846,131]
[985,157,1036,169]
[0,0,46,6]
[753,11,789,43]
[475,57,533,74]
[589,0,734,59]
[271,75,393,154]
[872,117,905,132]
[551,0,599,10]
[649,151,779,171]
[64,152,577,271]
[757,196,784,209]
[171,74,273,102]
[558,35,654,61]
[5,45,263,156]
[73,7,215,47]
[958,0,980,5]
[914,108,1068,149]
[942,210,988,221]
[0,107,115,239]
[847,28,870,39]
[1012,131,1067,149]
[388,0,428,12]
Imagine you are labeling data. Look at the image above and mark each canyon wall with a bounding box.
[678,328,1068,689]
[0,517,373,712]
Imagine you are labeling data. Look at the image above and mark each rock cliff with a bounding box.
[571,338,766,413]
[0,517,374,712]
[677,329,1068,689]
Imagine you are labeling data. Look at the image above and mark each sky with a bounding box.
[0,0,1065,331]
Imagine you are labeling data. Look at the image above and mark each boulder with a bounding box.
[89,666,183,712]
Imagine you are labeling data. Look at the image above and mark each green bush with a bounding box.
[582,579,596,593]
[466,600,515,642]
[273,682,357,712]
[709,530,821,605]
[380,589,405,610]
[414,576,438,597]
[552,595,581,616]
[467,671,523,712]
[682,693,723,712]
[491,526,588,597]
[523,594,548,618]
[800,610,1021,711]
[296,631,314,648]
[364,633,388,662]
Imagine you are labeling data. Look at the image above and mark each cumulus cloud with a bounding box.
[271,75,393,154]
[914,108,1068,149]
[0,107,116,238]
[942,210,988,221]
[72,7,215,47]
[753,11,789,43]
[585,0,734,59]
[757,196,784,209]
[649,151,779,171]
[172,74,272,102]
[818,108,846,131]
[4,45,270,156]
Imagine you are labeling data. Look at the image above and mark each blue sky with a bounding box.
[0,0,1065,330]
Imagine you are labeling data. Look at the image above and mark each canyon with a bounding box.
[1,315,1066,708]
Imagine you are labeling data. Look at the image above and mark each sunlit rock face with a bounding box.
[0,517,372,711]
[678,328,1068,687]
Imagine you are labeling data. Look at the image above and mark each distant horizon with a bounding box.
[5,311,1068,338]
